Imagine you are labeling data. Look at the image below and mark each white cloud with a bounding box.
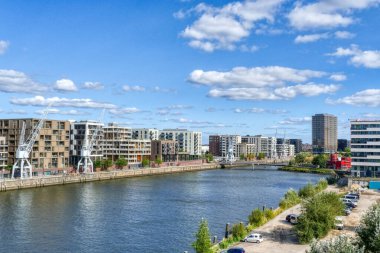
[36,108,86,115]
[294,33,329,43]
[329,74,347,81]
[209,87,281,100]
[0,40,9,54]
[109,107,141,115]
[83,81,104,90]
[180,0,284,52]
[330,44,380,68]
[334,31,355,39]
[326,89,380,107]
[288,0,380,30]
[54,79,78,92]
[189,66,326,88]
[279,117,311,125]
[274,83,340,98]
[10,96,117,109]
[0,69,47,93]
[234,107,287,114]
[122,85,146,92]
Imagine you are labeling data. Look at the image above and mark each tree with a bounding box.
[115,157,128,169]
[307,235,364,253]
[257,153,265,160]
[192,219,213,253]
[94,160,102,169]
[248,208,266,226]
[205,153,213,162]
[312,154,328,168]
[343,147,351,157]
[142,158,150,167]
[295,152,308,164]
[101,159,113,170]
[155,158,163,166]
[231,223,247,241]
[239,154,246,160]
[356,203,380,252]
[247,153,255,161]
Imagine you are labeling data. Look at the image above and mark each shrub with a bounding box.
[356,203,380,253]
[264,209,276,220]
[298,183,316,198]
[248,208,266,226]
[231,223,247,240]
[192,219,213,253]
[326,176,338,185]
[307,235,364,253]
[315,179,328,192]
[279,189,301,209]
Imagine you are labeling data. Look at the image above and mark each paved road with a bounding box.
[231,187,380,253]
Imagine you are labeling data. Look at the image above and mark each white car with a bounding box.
[341,198,358,207]
[244,233,263,243]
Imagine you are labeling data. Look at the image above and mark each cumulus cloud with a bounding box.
[36,108,86,115]
[0,40,9,54]
[123,85,146,92]
[10,96,117,109]
[109,107,141,114]
[329,74,347,81]
[83,81,104,90]
[273,83,340,99]
[0,69,47,93]
[294,33,329,43]
[180,0,284,52]
[54,79,78,92]
[326,89,380,107]
[329,44,380,68]
[279,117,311,125]
[288,0,380,30]
[234,107,287,114]
[188,66,326,88]
[334,31,355,39]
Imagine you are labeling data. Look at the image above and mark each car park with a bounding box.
[243,233,263,243]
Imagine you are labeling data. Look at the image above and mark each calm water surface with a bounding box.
[0,168,323,252]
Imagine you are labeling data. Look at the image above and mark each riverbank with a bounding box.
[279,166,335,175]
[0,163,219,192]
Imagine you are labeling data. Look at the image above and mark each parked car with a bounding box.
[344,194,359,202]
[227,247,246,253]
[285,214,297,222]
[290,214,300,224]
[348,192,360,199]
[341,198,358,208]
[335,216,344,230]
[345,207,352,216]
[243,233,263,243]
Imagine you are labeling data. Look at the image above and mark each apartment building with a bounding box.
[0,118,70,171]
[241,135,277,158]
[338,139,350,152]
[132,128,159,140]
[0,136,8,178]
[350,120,380,177]
[289,139,303,154]
[209,135,221,156]
[159,129,202,157]
[236,143,256,158]
[151,140,178,162]
[103,123,151,166]
[70,120,103,166]
[219,135,241,158]
[312,114,337,154]
[276,144,295,158]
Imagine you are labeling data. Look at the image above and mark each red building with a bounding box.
[329,153,351,171]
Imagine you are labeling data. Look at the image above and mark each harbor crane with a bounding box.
[77,109,105,174]
[12,108,50,179]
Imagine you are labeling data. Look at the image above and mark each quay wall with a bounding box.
[0,164,219,192]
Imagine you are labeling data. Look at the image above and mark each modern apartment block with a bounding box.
[209,135,221,156]
[241,135,277,158]
[103,123,151,166]
[338,139,350,152]
[236,143,256,158]
[151,140,178,162]
[219,135,241,157]
[289,139,303,154]
[0,118,70,171]
[132,128,159,140]
[312,114,337,154]
[70,120,104,166]
[0,136,8,177]
[159,129,202,157]
[276,144,295,158]
[350,120,380,177]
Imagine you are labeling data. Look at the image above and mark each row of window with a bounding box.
[351,138,380,143]
[351,131,380,135]
[351,124,380,130]
[351,145,380,149]
[352,158,380,163]
[352,152,380,157]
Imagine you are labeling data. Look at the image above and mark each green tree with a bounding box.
[155,158,163,166]
[115,157,128,169]
[205,153,213,162]
[295,152,311,164]
[248,208,266,226]
[279,189,301,209]
[356,203,380,253]
[239,154,246,160]
[142,158,150,167]
[307,235,364,253]
[343,147,351,157]
[94,160,102,169]
[298,183,316,198]
[192,219,213,253]
[101,159,113,170]
[257,153,265,160]
[312,154,328,168]
[231,222,247,241]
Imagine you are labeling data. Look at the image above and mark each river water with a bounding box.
[0,167,323,253]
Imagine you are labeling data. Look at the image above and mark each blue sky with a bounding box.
[0,0,380,144]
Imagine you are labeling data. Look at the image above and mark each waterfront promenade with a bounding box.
[0,163,218,192]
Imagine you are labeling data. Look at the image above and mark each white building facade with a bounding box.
[276,144,295,159]
[351,120,380,177]
[132,128,159,140]
[159,129,202,156]
[236,143,256,158]
[220,135,241,158]
[242,135,277,158]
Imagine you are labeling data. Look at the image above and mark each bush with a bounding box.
[231,223,247,240]
[356,203,380,253]
[312,154,328,168]
[298,183,316,198]
[192,219,213,253]
[315,179,328,192]
[279,189,301,209]
[264,209,276,220]
[248,208,266,226]
[296,192,345,244]
[307,235,364,253]
[326,176,338,185]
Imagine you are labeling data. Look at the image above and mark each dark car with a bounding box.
[227,247,246,253]
[286,214,297,222]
